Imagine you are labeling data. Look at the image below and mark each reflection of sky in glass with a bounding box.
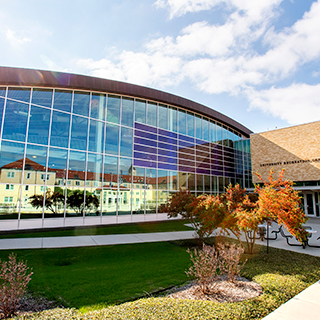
[28,105,50,145]
[73,91,90,117]
[53,89,72,112]
[7,88,30,102]
[32,89,53,108]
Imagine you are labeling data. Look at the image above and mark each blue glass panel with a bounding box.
[0,98,4,135]
[88,120,104,153]
[135,99,146,124]
[216,123,223,144]
[134,159,156,168]
[157,148,177,158]
[178,110,186,135]
[104,155,118,187]
[0,88,6,97]
[73,91,90,117]
[196,139,207,146]
[158,135,177,144]
[135,122,157,133]
[134,144,157,154]
[195,115,202,139]
[135,129,157,141]
[32,89,53,108]
[120,127,133,157]
[28,106,50,145]
[119,157,132,184]
[158,169,167,190]
[158,104,167,130]
[210,122,216,142]
[147,102,157,127]
[91,93,106,121]
[134,152,156,161]
[179,140,195,149]
[121,98,134,127]
[53,90,72,112]
[68,150,86,183]
[50,111,70,148]
[134,137,157,147]
[105,123,119,155]
[158,162,177,170]
[7,88,30,102]
[168,171,177,191]
[203,118,209,141]
[187,113,194,137]
[107,95,120,124]
[158,142,177,151]
[179,166,195,173]
[25,144,47,183]
[48,148,68,185]
[0,141,25,181]
[87,153,103,187]
[70,115,88,151]
[168,107,177,132]
[179,134,194,143]
[2,100,28,142]
[158,156,177,164]
[158,128,177,138]
[196,168,210,175]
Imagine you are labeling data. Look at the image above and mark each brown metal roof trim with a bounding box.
[0,66,252,136]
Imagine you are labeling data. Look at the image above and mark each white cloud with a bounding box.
[246,83,320,124]
[6,29,31,46]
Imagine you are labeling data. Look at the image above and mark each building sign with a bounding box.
[260,158,320,167]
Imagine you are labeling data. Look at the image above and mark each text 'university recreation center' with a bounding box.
[0,66,252,230]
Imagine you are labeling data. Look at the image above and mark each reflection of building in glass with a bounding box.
[0,67,252,229]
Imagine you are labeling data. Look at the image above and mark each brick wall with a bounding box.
[251,121,320,183]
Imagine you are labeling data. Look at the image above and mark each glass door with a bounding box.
[305,193,315,216]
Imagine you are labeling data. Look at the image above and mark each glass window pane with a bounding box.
[53,89,72,113]
[168,171,177,191]
[158,170,167,190]
[0,87,6,97]
[105,123,119,155]
[2,100,29,142]
[70,115,88,151]
[133,167,145,189]
[7,87,30,103]
[178,172,187,190]
[188,173,195,191]
[146,168,157,191]
[147,102,157,127]
[91,93,106,121]
[169,107,177,132]
[25,144,49,185]
[104,155,118,185]
[178,110,186,135]
[107,95,120,124]
[121,98,134,127]
[88,120,104,153]
[210,121,216,143]
[216,123,222,144]
[120,127,133,157]
[50,111,70,148]
[135,100,146,124]
[48,148,68,186]
[203,119,209,141]
[68,151,86,185]
[119,157,132,188]
[87,153,102,189]
[196,174,204,191]
[73,91,90,117]
[0,98,4,136]
[28,106,50,145]
[158,104,167,130]
[195,115,202,139]
[32,88,53,108]
[187,113,194,137]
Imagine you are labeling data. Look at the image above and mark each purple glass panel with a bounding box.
[134,137,157,147]
[134,144,157,154]
[179,134,194,143]
[211,164,224,170]
[211,169,223,176]
[158,163,177,170]
[157,148,177,158]
[158,142,177,151]
[179,166,195,173]
[133,159,157,168]
[158,156,177,164]
[158,128,177,139]
[178,147,195,154]
[158,135,177,145]
[178,153,195,160]
[196,162,210,169]
[135,129,157,141]
[196,144,210,151]
[179,140,195,148]
[196,168,210,175]
[178,159,195,166]
[225,172,234,178]
[135,122,157,133]
[196,150,209,158]
[134,152,157,161]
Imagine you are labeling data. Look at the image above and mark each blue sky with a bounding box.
[1,0,319,133]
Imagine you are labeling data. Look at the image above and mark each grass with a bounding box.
[1,237,320,319]
[0,219,192,239]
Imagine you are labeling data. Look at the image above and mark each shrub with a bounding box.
[186,243,221,294]
[217,242,247,282]
[0,253,32,319]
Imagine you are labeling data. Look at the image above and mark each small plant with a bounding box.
[186,244,221,294]
[217,242,247,282]
[0,253,33,319]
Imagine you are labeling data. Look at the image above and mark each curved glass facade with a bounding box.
[0,85,251,226]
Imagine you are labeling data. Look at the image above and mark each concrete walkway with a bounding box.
[1,220,320,319]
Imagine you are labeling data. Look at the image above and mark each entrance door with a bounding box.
[305,193,315,216]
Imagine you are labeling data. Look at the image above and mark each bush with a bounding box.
[0,253,32,319]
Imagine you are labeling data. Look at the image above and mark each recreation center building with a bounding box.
[0,66,252,230]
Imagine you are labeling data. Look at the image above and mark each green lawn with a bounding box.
[0,219,192,239]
